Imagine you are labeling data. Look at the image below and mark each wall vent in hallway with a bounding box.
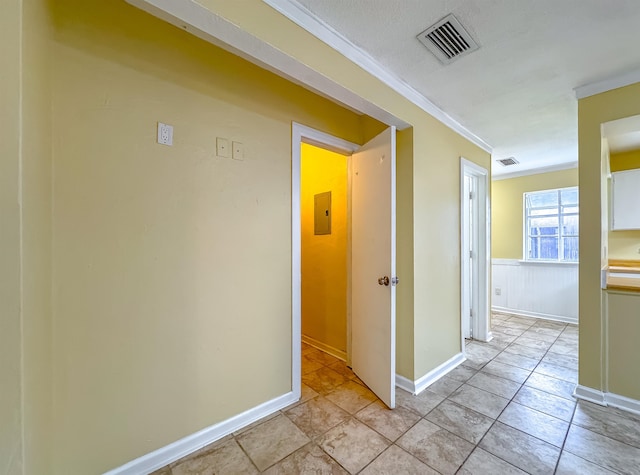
[417,14,479,64]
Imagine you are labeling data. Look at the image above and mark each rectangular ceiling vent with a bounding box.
[417,14,479,64]
[497,157,519,167]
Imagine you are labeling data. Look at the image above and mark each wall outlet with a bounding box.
[216,137,230,158]
[232,141,244,161]
[157,122,173,146]
[495,287,501,296]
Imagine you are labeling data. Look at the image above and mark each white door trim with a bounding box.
[460,158,491,346]
[291,123,359,399]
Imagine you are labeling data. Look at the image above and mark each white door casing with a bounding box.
[351,127,396,409]
[460,158,491,347]
[292,123,396,409]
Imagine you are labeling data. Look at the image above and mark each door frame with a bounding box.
[460,158,491,349]
[291,122,359,400]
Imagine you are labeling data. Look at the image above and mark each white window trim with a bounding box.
[523,186,579,263]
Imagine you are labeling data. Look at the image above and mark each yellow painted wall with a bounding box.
[492,169,578,259]
[610,149,640,172]
[196,0,492,380]
[50,1,370,473]
[609,150,640,259]
[301,144,348,354]
[0,1,24,472]
[578,81,640,395]
[607,291,640,400]
[22,0,53,473]
[1,1,53,473]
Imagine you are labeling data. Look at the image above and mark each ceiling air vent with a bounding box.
[417,14,479,64]
[497,157,519,167]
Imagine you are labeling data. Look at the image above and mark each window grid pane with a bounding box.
[525,187,578,262]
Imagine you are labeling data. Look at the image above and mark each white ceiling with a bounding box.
[282,0,640,176]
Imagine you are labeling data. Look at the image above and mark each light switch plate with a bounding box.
[216,137,230,158]
[232,141,244,160]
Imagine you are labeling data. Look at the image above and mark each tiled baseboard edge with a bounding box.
[302,334,347,361]
[395,352,465,396]
[103,391,298,475]
[492,306,578,325]
[574,385,640,416]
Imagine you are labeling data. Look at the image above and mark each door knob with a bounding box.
[378,276,390,286]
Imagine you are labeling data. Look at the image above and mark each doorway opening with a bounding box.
[300,142,350,364]
[291,123,397,408]
[460,158,491,350]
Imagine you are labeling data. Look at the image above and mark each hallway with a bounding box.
[154,314,640,474]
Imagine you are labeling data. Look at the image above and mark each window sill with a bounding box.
[518,260,579,265]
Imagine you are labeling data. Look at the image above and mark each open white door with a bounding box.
[351,127,396,409]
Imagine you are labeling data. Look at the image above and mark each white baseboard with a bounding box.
[574,385,606,406]
[302,335,347,361]
[394,352,465,395]
[492,306,578,325]
[395,374,415,394]
[103,391,298,475]
[574,385,640,415]
[606,392,640,415]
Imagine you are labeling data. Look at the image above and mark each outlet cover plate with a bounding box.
[157,122,173,146]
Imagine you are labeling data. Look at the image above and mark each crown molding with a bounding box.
[126,0,410,129]
[263,0,492,154]
[492,161,578,181]
[575,69,640,99]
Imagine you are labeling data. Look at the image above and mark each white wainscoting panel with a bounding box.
[492,259,578,323]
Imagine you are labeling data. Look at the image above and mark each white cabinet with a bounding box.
[612,169,640,230]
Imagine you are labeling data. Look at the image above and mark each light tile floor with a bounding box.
[154,314,640,474]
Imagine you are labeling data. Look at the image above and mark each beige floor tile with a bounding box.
[149,467,171,475]
[542,351,578,370]
[458,447,527,475]
[492,351,540,371]
[306,349,342,366]
[498,401,569,447]
[447,364,477,383]
[503,342,548,359]
[467,371,521,399]
[236,414,310,471]
[520,329,560,343]
[479,422,560,475]
[262,443,347,475]
[355,400,421,441]
[424,375,463,397]
[328,361,358,380]
[564,425,640,474]
[525,325,564,337]
[395,387,445,416]
[572,401,640,448]
[171,439,258,475]
[285,396,350,439]
[303,366,350,395]
[524,372,575,400]
[548,339,578,355]
[513,385,576,422]
[481,360,531,384]
[534,360,578,383]
[325,380,378,414]
[318,418,390,474]
[556,451,617,475]
[360,445,438,475]
[302,355,325,374]
[425,400,493,444]
[448,383,509,419]
[397,419,474,475]
[514,336,553,351]
[232,412,280,436]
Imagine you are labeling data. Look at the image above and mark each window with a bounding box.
[524,187,578,262]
